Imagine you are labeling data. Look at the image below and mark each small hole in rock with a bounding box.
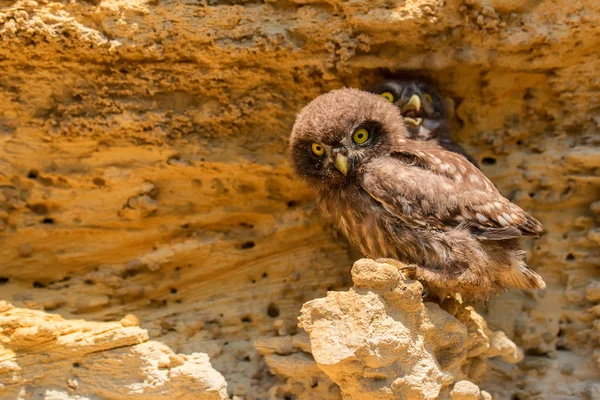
[121,269,139,279]
[175,266,181,271]
[566,253,575,261]
[525,348,549,357]
[310,380,319,388]
[27,169,39,179]
[224,341,229,346]
[251,279,256,284]
[243,356,250,362]
[238,241,255,250]
[241,316,252,323]
[219,313,224,318]
[33,281,46,288]
[170,288,178,294]
[84,279,94,285]
[284,395,294,400]
[267,303,280,318]
[181,223,190,229]
[28,203,48,215]
[287,200,297,208]
[175,299,182,304]
[41,217,54,224]
[0,277,9,284]
[516,140,523,146]
[73,362,80,368]
[92,177,106,186]
[529,192,535,198]
[149,299,168,308]
[482,157,497,165]
[262,272,268,278]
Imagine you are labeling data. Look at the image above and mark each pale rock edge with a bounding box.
[0,301,228,400]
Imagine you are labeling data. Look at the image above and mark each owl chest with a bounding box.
[319,187,438,263]
[319,189,394,258]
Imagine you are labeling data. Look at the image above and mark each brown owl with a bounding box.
[367,79,480,167]
[289,88,545,301]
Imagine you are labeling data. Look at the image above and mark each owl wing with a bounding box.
[360,150,542,240]
[436,138,480,168]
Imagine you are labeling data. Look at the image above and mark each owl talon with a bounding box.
[375,258,417,271]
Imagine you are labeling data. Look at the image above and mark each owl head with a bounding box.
[366,79,448,140]
[289,88,408,190]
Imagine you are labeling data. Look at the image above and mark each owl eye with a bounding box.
[311,143,325,156]
[424,93,433,104]
[380,92,394,103]
[352,128,370,144]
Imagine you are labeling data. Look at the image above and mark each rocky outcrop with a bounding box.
[0,0,599,397]
[297,259,520,399]
[0,301,228,399]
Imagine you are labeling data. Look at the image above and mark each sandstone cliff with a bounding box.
[0,0,599,398]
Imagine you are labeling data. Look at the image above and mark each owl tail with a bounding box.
[499,263,546,291]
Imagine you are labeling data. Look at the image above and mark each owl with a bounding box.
[289,88,545,301]
[366,79,480,167]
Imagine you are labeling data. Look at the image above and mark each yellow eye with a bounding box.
[311,143,324,156]
[380,92,394,103]
[352,128,369,144]
[424,93,433,104]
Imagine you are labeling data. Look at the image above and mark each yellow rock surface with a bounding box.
[1,0,599,398]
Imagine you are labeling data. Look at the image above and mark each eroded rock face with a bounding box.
[255,332,342,400]
[298,259,520,399]
[0,0,599,397]
[0,302,228,400]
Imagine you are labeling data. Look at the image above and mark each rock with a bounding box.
[450,380,481,400]
[298,259,523,399]
[120,313,140,327]
[255,333,341,400]
[0,304,228,399]
[0,0,598,398]
[587,281,600,302]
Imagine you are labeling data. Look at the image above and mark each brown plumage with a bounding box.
[289,88,545,301]
[366,79,480,167]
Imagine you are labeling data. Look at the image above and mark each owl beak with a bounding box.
[335,153,350,175]
[401,94,421,113]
